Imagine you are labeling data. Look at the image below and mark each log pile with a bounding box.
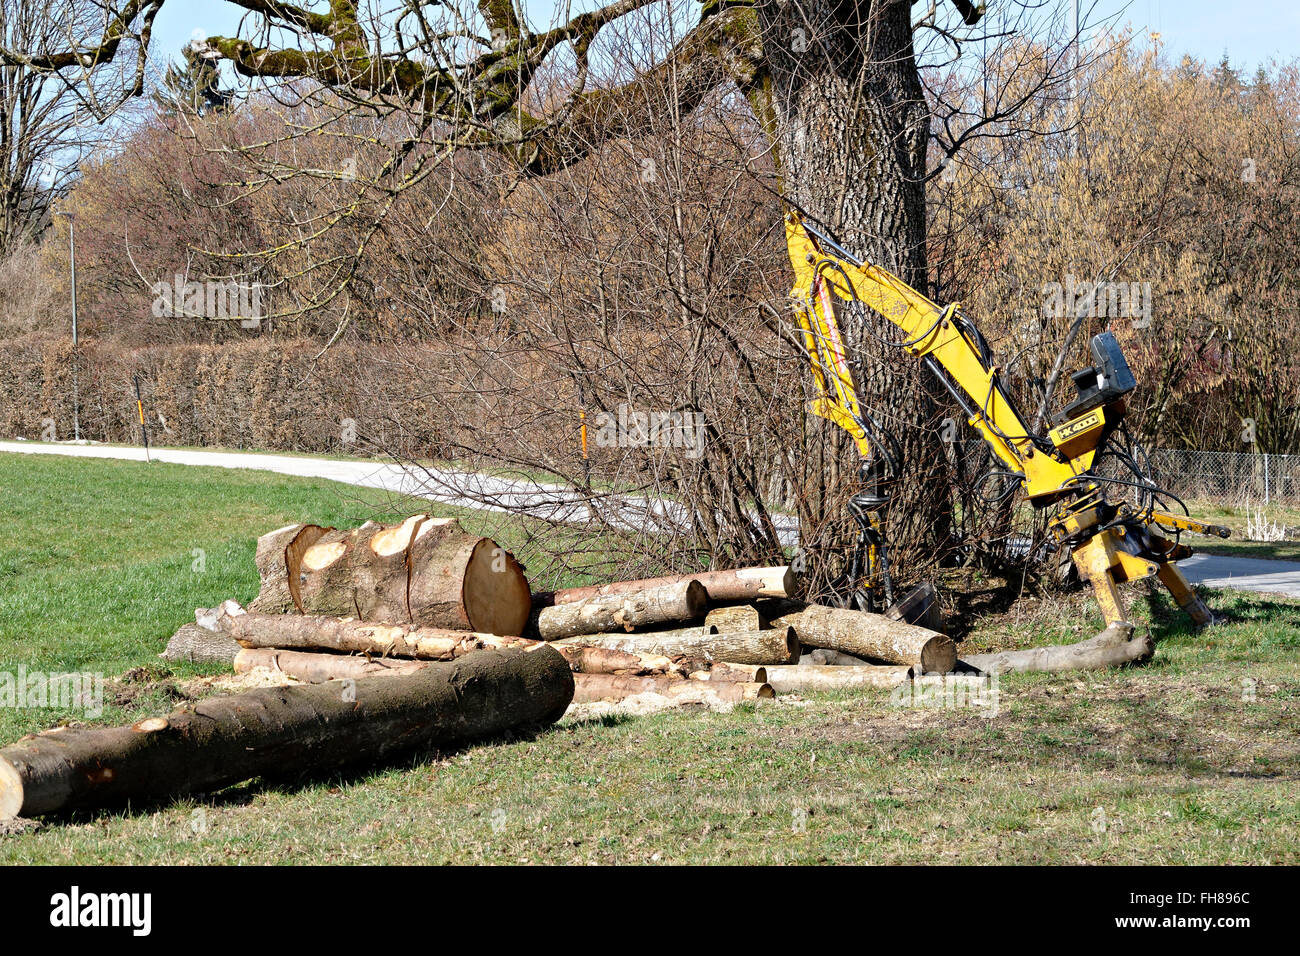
[173,526,968,705]
[1,512,1168,823]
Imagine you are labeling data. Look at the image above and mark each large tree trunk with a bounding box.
[0,647,573,820]
[755,0,953,573]
[250,516,532,636]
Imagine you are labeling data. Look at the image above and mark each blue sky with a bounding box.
[151,1,1300,75]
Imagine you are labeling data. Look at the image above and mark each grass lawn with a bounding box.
[1180,499,1300,561]
[0,452,1297,864]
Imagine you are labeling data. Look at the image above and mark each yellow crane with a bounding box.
[786,212,1227,630]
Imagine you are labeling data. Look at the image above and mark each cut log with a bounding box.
[0,646,573,820]
[407,518,532,635]
[249,516,532,635]
[161,623,241,666]
[690,663,768,683]
[536,580,708,640]
[768,602,956,673]
[233,648,429,683]
[354,514,430,622]
[555,625,799,665]
[572,673,772,704]
[539,566,797,607]
[765,664,914,694]
[248,523,330,614]
[961,623,1152,674]
[705,604,768,632]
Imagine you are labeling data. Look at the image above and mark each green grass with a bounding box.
[1179,500,1300,561]
[0,452,1298,863]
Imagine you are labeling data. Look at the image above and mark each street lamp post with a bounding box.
[55,210,79,441]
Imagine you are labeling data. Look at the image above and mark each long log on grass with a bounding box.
[961,623,1153,675]
[768,603,956,674]
[250,516,532,636]
[538,566,796,608]
[764,664,914,694]
[572,673,772,704]
[0,647,573,820]
[536,580,708,640]
[555,625,799,665]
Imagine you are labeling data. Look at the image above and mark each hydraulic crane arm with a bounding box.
[784,211,1223,630]
[787,213,1091,503]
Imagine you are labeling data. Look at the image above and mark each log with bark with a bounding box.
[766,602,957,673]
[205,602,687,676]
[691,663,769,683]
[555,625,799,665]
[704,604,768,632]
[764,664,914,694]
[249,516,532,635]
[536,566,796,607]
[960,623,1152,675]
[0,646,573,820]
[234,648,429,682]
[535,580,708,640]
[572,673,772,704]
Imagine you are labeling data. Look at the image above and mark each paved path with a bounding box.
[0,440,798,542]
[1177,552,1300,599]
[3,441,1291,597]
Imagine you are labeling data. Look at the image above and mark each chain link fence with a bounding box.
[1143,449,1300,505]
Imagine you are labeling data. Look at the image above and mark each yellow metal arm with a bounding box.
[786,212,1091,502]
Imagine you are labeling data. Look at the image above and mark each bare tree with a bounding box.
[3,0,1092,582]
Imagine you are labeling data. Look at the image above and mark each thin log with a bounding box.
[538,566,797,607]
[768,602,957,673]
[572,673,772,704]
[233,648,428,682]
[211,602,687,676]
[764,664,914,694]
[555,625,799,665]
[536,580,708,640]
[961,623,1152,674]
[0,647,573,820]
[208,601,534,660]
[689,663,768,683]
[705,605,768,632]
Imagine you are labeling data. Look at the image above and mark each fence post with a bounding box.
[1265,453,1270,505]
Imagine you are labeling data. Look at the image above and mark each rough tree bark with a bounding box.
[752,0,954,569]
[0,646,573,820]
